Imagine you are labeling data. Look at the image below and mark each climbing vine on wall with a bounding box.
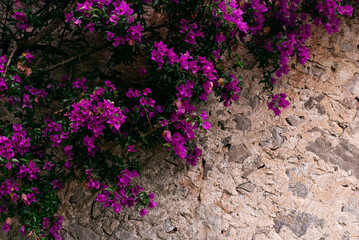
[0,0,356,239]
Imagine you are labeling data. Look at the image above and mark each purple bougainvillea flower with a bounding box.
[64,161,71,170]
[5,162,12,170]
[74,18,82,26]
[202,121,211,130]
[96,194,107,202]
[42,217,50,229]
[138,68,147,77]
[140,208,147,217]
[24,50,35,62]
[0,78,8,92]
[147,201,157,209]
[200,111,209,120]
[65,12,75,22]
[0,206,7,213]
[83,135,95,152]
[128,145,136,152]
[12,75,21,83]
[19,225,27,235]
[22,94,32,108]
[267,93,290,116]
[213,49,221,60]
[43,161,55,170]
[160,119,168,127]
[12,12,29,30]
[148,193,155,199]
[1,222,10,233]
[104,80,116,91]
[112,202,121,213]
[139,97,147,106]
[85,22,95,32]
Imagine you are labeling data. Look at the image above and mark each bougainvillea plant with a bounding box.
[0,0,356,239]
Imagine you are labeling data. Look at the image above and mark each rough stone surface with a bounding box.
[51,18,359,240]
[341,42,354,52]
[4,16,359,240]
[285,115,303,126]
[241,155,265,178]
[163,218,176,233]
[274,211,324,237]
[287,168,309,198]
[227,144,250,164]
[260,126,287,150]
[233,113,252,131]
[344,73,359,95]
[236,182,256,193]
[69,184,85,204]
[306,134,359,178]
[113,228,140,240]
[342,197,359,221]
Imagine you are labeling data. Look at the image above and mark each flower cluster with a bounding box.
[126,87,164,119]
[42,117,66,147]
[220,74,241,107]
[315,0,354,34]
[2,50,48,109]
[1,219,10,234]
[65,90,127,156]
[163,101,211,165]
[0,124,68,239]
[124,82,212,166]
[150,41,221,101]
[93,168,156,215]
[163,130,187,159]
[49,216,63,240]
[0,0,356,238]
[0,179,18,202]
[162,121,206,166]
[267,93,290,116]
[180,19,204,45]
[246,0,268,34]
[212,0,249,34]
[17,161,41,181]
[12,12,29,31]
[236,0,355,115]
[0,124,30,164]
[68,0,143,46]
[21,85,49,109]
[0,55,6,74]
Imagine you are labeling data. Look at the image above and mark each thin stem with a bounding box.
[164,158,178,167]
[145,112,153,130]
[4,42,17,75]
[44,45,107,72]
[18,1,78,50]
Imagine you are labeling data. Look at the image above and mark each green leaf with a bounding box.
[163,143,171,148]
[104,187,115,192]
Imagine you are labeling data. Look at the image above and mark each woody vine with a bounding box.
[0,0,357,239]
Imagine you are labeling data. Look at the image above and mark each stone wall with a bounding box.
[4,17,359,240]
